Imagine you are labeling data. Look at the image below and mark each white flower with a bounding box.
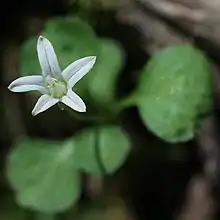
[8,35,96,116]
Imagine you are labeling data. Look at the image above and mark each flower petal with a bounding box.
[8,75,47,93]
[62,56,96,88]
[32,94,59,116]
[37,36,62,78]
[61,89,86,112]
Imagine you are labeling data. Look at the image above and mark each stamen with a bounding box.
[45,77,67,98]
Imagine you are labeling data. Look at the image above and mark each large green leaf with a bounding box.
[73,126,131,175]
[88,38,124,106]
[6,138,81,213]
[136,45,213,143]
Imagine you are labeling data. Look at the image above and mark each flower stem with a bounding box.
[61,91,138,123]
[115,92,138,114]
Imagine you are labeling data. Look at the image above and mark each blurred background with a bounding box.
[1,0,220,220]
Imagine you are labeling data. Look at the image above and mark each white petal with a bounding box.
[61,89,86,112]
[32,94,59,116]
[8,75,47,93]
[62,56,96,88]
[37,36,62,78]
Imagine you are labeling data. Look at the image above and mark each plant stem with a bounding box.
[118,92,137,110]
[61,91,137,123]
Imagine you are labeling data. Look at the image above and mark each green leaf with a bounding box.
[136,45,213,143]
[88,38,124,106]
[20,37,41,76]
[73,126,131,175]
[43,17,99,69]
[6,138,81,213]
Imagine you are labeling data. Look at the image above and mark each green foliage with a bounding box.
[6,138,80,214]
[88,39,124,107]
[20,38,41,76]
[5,7,217,220]
[43,17,99,70]
[73,125,131,175]
[12,12,215,219]
[136,45,213,143]
[20,17,124,109]
[6,126,131,213]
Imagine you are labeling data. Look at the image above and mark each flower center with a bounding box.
[45,77,67,99]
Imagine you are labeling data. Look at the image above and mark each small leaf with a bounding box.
[6,138,81,213]
[136,45,213,143]
[20,38,41,76]
[73,126,131,175]
[43,17,99,69]
[89,38,124,106]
